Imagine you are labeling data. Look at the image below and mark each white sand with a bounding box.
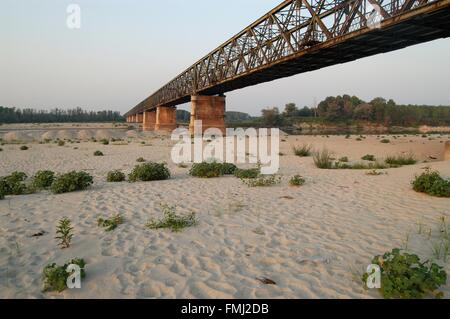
[0,130,449,299]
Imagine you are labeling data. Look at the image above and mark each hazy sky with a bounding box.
[1,0,450,116]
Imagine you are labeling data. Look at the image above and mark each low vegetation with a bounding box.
[146,204,197,232]
[98,214,124,232]
[361,154,376,161]
[93,150,104,156]
[55,217,74,249]
[58,140,65,146]
[289,175,306,187]
[234,168,260,179]
[32,170,55,189]
[100,139,109,145]
[189,162,236,178]
[106,170,126,183]
[242,175,281,187]
[20,145,29,150]
[0,171,33,196]
[42,258,86,293]
[313,149,334,169]
[412,169,450,198]
[136,157,146,163]
[293,144,313,157]
[362,248,447,299]
[128,162,170,182]
[380,139,390,144]
[385,153,417,166]
[50,171,94,194]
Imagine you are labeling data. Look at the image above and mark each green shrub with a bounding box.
[412,169,450,198]
[293,144,312,157]
[107,170,126,183]
[0,172,30,196]
[339,156,349,163]
[146,204,197,232]
[313,149,334,169]
[385,154,417,166]
[98,214,124,232]
[20,145,29,151]
[220,163,238,175]
[94,150,104,156]
[242,175,281,187]
[43,258,86,293]
[234,168,260,179]
[100,139,109,145]
[55,217,74,249]
[50,171,94,194]
[380,139,390,144]
[189,162,225,178]
[0,148,3,152]
[58,140,65,147]
[362,249,446,299]
[290,175,306,186]
[136,157,146,163]
[32,170,55,189]
[362,154,376,162]
[129,162,170,182]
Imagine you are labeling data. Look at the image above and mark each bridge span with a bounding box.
[125,0,450,133]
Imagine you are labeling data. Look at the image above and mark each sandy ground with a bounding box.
[0,125,449,299]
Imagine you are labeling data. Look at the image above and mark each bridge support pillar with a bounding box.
[189,95,226,134]
[155,106,177,132]
[137,113,144,123]
[445,141,450,161]
[143,111,156,131]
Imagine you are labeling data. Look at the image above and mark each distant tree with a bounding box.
[261,107,283,127]
[283,103,298,117]
[353,103,374,120]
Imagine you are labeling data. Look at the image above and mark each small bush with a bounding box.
[234,168,260,179]
[107,170,126,183]
[339,156,349,163]
[55,217,74,249]
[366,170,385,176]
[58,140,65,147]
[385,154,417,166]
[293,144,312,157]
[220,163,238,175]
[94,150,104,156]
[290,175,306,187]
[362,154,376,162]
[50,171,94,194]
[362,248,446,299]
[0,148,3,152]
[32,170,55,189]
[242,175,281,187]
[100,139,109,145]
[412,169,450,198]
[43,258,86,293]
[313,149,334,169]
[129,162,170,182]
[0,172,30,196]
[20,145,29,151]
[380,139,390,144]
[189,162,227,178]
[98,214,124,232]
[136,157,146,163]
[146,204,197,232]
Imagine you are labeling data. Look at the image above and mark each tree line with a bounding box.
[261,95,450,127]
[0,107,124,123]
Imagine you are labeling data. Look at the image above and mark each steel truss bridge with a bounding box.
[125,0,450,117]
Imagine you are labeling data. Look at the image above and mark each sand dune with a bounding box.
[0,130,449,299]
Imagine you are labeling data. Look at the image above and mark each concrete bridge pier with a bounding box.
[143,110,156,131]
[137,113,144,123]
[189,95,226,134]
[155,106,177,132]
[445,141,450,161]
